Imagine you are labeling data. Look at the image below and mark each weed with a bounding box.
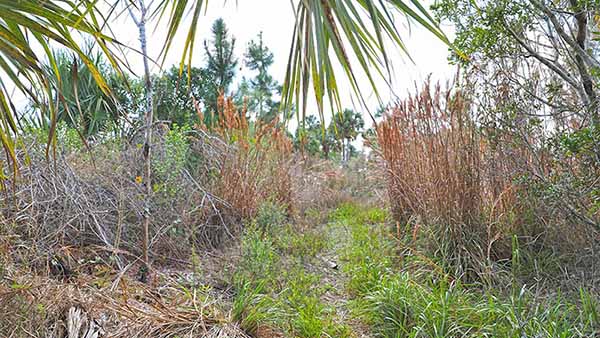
[273,224,327,258]
[237,226,279,284]
[330,203,600,338]
[231,278,279,335]
[256,201,287,233]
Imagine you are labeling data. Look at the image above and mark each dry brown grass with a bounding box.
[0,262,249,338]
[194,95,293,219]
[375,80,529,275]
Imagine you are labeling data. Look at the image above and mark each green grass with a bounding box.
[231,202,351,337]
[330,202,600,338]
[230,201,600,337]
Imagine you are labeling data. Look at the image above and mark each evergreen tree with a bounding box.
[243,32,281,123]
[153,66,212,126]
[203,18,238,115]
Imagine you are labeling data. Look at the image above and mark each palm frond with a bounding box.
[281,0,453,122]
[0,0,115,170]
[155,0,454,124]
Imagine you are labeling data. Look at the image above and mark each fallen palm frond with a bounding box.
[0,264,249,338]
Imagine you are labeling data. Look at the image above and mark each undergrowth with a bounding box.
[330,202,600,338]
[231,202,350,337]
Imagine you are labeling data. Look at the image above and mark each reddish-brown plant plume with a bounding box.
[375,80,526,268]
[196,95,292,219]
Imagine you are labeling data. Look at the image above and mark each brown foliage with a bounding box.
[194,95,293,219]
[375,80,527,265]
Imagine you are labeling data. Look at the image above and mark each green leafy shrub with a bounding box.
[153,124,191,195]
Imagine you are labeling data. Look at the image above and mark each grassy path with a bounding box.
[224,202,375,336]
[229,202,600,338]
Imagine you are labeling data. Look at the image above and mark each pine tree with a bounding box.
[243,32,281,123]
[203,18,238,115]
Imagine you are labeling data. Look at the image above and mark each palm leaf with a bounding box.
[0,0,113,173]
[0,0,455,177]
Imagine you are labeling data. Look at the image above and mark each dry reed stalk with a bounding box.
[375,80,525,265]
[195,95,293,219]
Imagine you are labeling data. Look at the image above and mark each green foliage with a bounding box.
[131,19,238,127]
[293,115,322,156]
[238,226,280,284]
[239,32,281,123]
[231,203,351,337]
[331,109,365,142]
[231,227,281,334]
[275,225,327,258]
[293,114,341,158]
[360,274,416,337]
[432,0,531,64]
[153,66,210,126]
[153,124,191,195]
[280,268,350,337]
[232,278,279,334]
[56,122,85,152]
[330,109,364,161]
[254,202,327,258]
[31,42,123,137]
[203,18,238,116]
[558,126,599,158]
[331,203,394,296]
[255,201,287,233]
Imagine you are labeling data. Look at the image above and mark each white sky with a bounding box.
[112,0,455,125]
[10,0,455,137]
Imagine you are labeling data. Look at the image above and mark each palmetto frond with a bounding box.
[0,0,451,174]
[0,0,119,171]
[160,1,451,122]
[281,0,451,122]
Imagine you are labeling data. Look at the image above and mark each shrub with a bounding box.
[152,123,191,195]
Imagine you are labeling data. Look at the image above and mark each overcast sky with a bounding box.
[10,0,455,136]
[113,0,456,124]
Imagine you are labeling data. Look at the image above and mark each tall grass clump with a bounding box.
[375,80,527,279]
[195,95,293,219]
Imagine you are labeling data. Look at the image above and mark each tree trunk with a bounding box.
[129,0,154,281]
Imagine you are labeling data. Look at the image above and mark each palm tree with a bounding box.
[0,0,450,169]
[31,42,123,137]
